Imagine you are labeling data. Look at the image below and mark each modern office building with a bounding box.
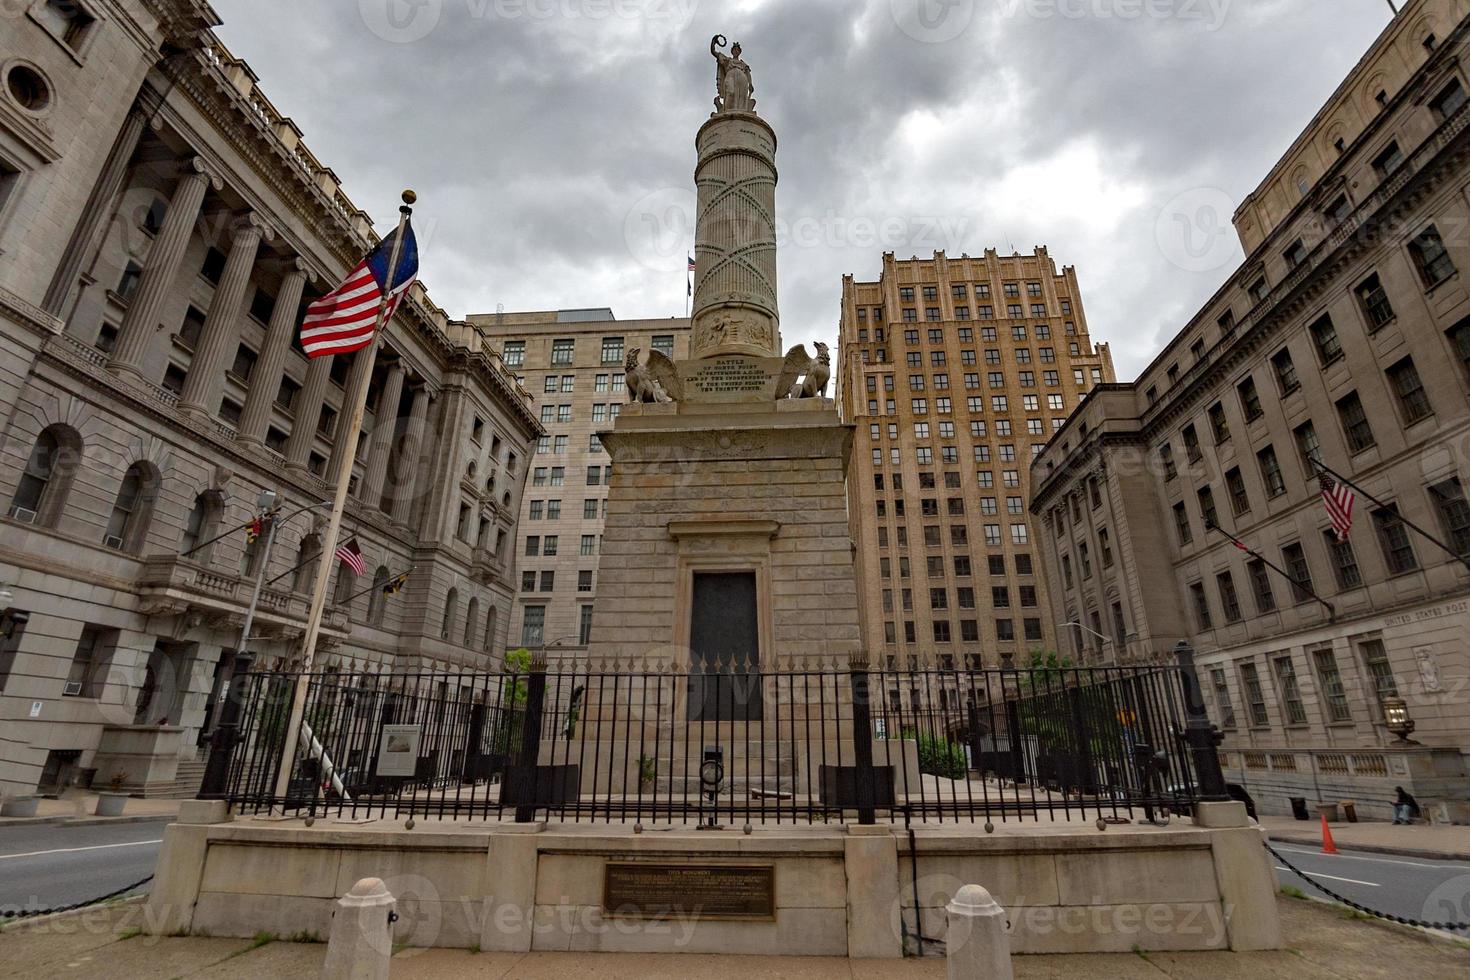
[1030,0,1470,820]
[0,1,540,800]
[837,249,1115,674]
[471,310,691,658]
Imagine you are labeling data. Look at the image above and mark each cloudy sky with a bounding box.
[215,0,1398,380]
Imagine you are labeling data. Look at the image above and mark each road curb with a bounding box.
[0,814,176,829]
[1268,832,1463,862]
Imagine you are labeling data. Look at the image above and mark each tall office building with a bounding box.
[837,250,1114,671]
[472,310,692,657]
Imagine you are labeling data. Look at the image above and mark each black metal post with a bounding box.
[514,654,548,823]
[848,654,877,825]
[199,652,254,800]
[1174,642,1229,802]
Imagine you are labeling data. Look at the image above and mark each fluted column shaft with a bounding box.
[390,385,432,524]
[238,262,310,445]
[362,361,406,509]
[44,107,148,316]
[285,356,332,469]
[180,217,265,418]
[108,160,215,379]
[330,348,376,479]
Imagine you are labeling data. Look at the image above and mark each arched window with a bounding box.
[104,462,160,554]
[442,588,459,640]
[484,605,498,652]
[464,597,480,646]
[334,563,356,612]
[180,491,223,564]
[368,566,390,626]
[9,424,82,526]
[293,534,322,593]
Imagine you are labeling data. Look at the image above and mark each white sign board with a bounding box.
[29,701,42,718]
[375,724,422,777]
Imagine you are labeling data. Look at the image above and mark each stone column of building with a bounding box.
[42,107,149,317]
[361,359,406,509]
[389,384,432,524]
[284,356,333,471]
[179,216,267,420]
[237,259,311,446]
[329,347,376,479]
[689,110,780,358]
[107,158,218,380]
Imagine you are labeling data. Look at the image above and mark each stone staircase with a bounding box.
[151,759,209,799]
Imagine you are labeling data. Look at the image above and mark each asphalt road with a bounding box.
[1270,840,1470,935]
[0,819,166,915]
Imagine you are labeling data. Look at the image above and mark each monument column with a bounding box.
[238,259,311,446]
[108,158,219,381]
[362,360,406,510]
[285,356,333,471]
[390,383,432,524]
[690,47,780,360]
[180,215,267,420]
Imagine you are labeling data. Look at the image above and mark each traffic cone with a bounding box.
[1320,813,1340,855]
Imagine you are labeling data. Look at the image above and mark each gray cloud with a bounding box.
[216,0,1398,377]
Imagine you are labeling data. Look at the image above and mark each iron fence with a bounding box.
[207,651,1226,826]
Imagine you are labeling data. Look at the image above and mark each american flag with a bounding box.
[335,538,366,577]
[1320,474,1356,542]
[299,223,419,358]
[687,254,697,272]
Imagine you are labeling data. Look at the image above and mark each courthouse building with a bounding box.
[1030,0,1470,819]
[0,1,540,800]
[471,309,690,658]
[838,250,1115,676]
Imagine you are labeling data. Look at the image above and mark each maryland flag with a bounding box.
[381,569,412,596]
[245,514,268,544]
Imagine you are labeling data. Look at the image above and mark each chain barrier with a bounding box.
[0,874,154,923]
[1265,841,1469,933]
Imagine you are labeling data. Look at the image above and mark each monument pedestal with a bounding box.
[589,396,859,668]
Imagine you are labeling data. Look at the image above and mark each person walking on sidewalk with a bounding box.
[1392,787,1421,825]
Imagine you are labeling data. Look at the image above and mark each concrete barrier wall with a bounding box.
[146,804,1280,957]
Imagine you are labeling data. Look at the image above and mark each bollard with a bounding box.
[946,884,1012,980]
[322,877,397,980]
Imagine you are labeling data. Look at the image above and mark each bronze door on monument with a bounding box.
[688,571,762,722]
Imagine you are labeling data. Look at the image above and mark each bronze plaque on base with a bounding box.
[602,863,776,920]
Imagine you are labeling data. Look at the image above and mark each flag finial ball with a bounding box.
[401,190,417,205]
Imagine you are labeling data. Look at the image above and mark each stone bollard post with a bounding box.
[946,884,1012,980]
[322,878,397,980]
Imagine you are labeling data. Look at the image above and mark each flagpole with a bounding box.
[337,565,416,608]
[1308,454,1470,573]
[272,191,416,806]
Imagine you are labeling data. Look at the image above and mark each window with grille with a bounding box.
[1239,662,1270,726]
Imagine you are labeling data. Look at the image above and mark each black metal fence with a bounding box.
[206,650,1227,826]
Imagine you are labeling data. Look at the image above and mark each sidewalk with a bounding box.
[1261,815,1470,861]
[0,793,182,828]
[2,896,1465,979]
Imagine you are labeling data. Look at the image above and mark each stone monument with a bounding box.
[587,37,861,673]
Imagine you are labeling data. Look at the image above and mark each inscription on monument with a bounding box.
[603,863,776,920]
[681,356,780,401]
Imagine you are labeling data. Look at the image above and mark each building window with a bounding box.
[1359,638,1398,706]
[1372,141,1404,177]
[1410,226,1457,288]
[1271,348,1299,395]
[1226,468,1250,517]
[1248,559,1275,615]
[1324,531,1363,589]
[1208,402,1230,445]
[1239,662,1270,727]
[1159,444,1177,481]
[1431,78,1467,120]
[1355,273,1394,330]
[651,334,675,358]
[551,338,575,364]
[578,570,593,593]
[35,0,97,52]
[9,424,81,526]
[502,340,525,366]
[1386,357,1433,424]
[103,462,159,553]
[1273,655,1307,726]
[1284,238,1308,269]
[1372,505,1419,575]
[1174,502,1193,546]
[1309,314,1342,365]
[1198,486,1219,530]
[1430,478,1470,556]
[1258,446,1286,498]
[1210,669,1236,729]
[579,604,594,646]
[1294,420,1321,472]
[1312,649,1352,723]
[1336,391,1375,453]
[521,606,546,647]
[1282,543,1314,604]
[1217,571,1242,623]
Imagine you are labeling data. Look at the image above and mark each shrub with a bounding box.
[910,730,967,780]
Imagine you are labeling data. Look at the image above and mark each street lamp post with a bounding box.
[1059,621,1113,662]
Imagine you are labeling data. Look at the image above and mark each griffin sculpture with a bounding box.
[625,347,684,404]
[777,342,831,399]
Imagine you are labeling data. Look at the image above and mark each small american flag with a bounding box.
[299,223,418,358]
[687,254,697,272]
[335,537,366,577]
[1320,474,1356,542]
